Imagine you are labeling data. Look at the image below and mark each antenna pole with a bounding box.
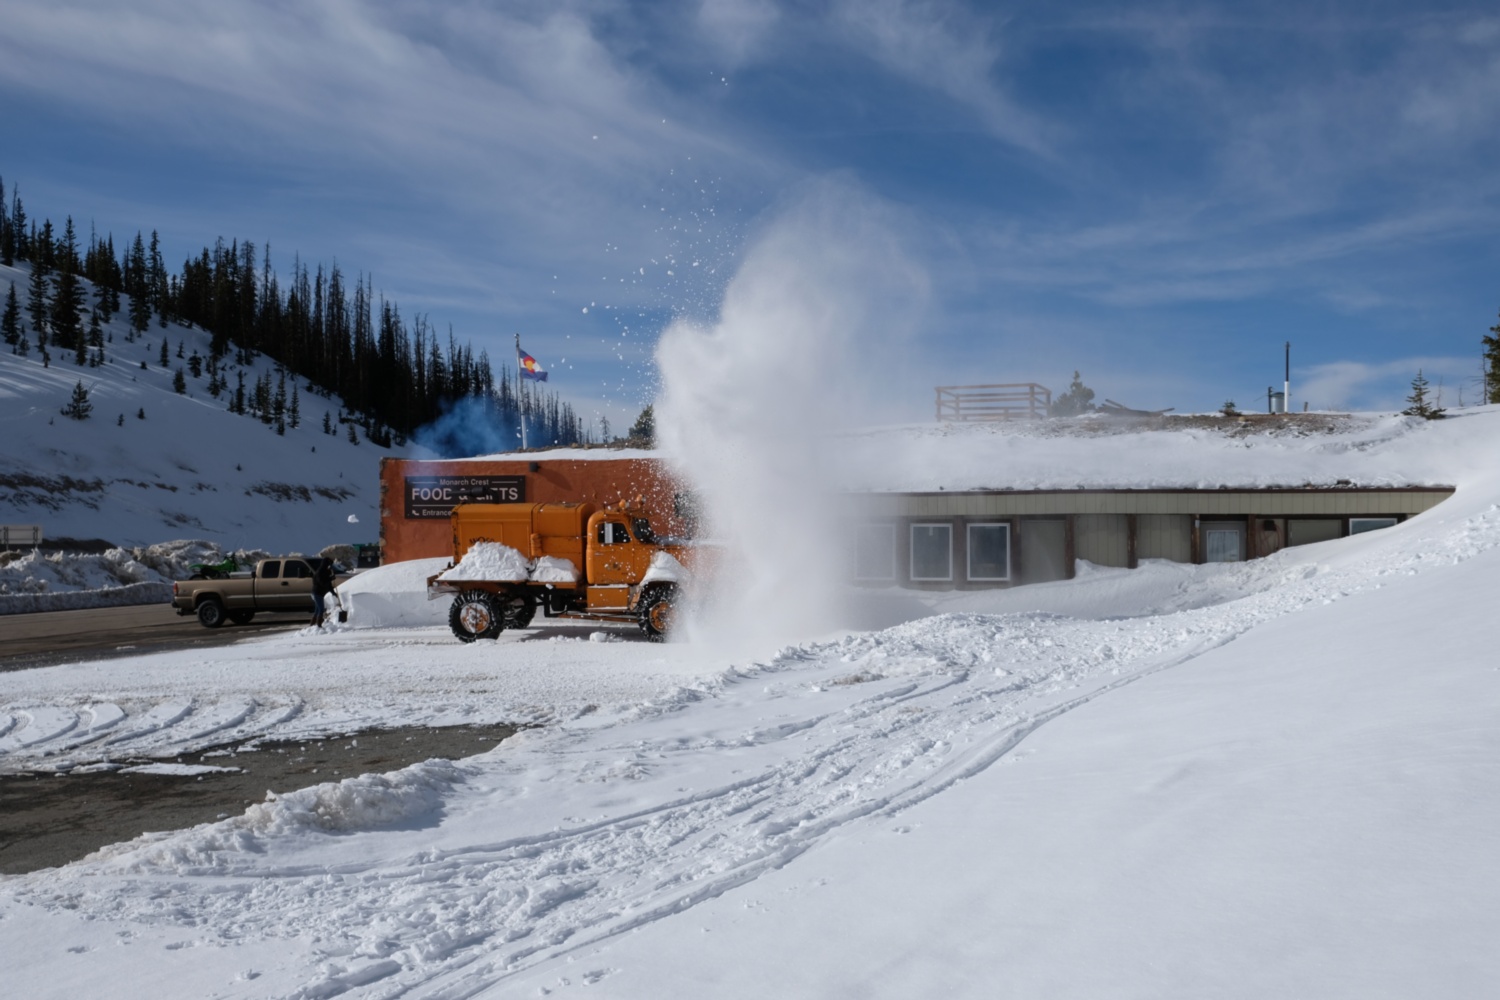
[1284,341,1291,414]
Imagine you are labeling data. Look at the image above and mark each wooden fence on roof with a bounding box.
[935,383,1052,422]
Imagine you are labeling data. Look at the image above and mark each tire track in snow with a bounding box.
[11,500,1500,998]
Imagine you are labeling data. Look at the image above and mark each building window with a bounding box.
[854,523,896,581]
[910,523,953,581]
[1202,523,1244,563]
[1349,517,1398,535]
[967,523,1011,581]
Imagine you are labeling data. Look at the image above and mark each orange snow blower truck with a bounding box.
[426,500,696,642]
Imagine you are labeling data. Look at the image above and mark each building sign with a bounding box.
[403,475,526,519]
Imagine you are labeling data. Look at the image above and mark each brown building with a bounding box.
[381,454,1454,587]
[379,455,692,564]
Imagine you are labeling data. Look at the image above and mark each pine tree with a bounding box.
[0,177,11,268]
[628,405,655,446]
[1050,371,1096,417]
[51,267,85,354]
[148,229,168,327]
[1,283,19,346]
[173,368,187,394]
[159,339,169,366]
[137,407,145,420]
[61,380,92,420]
[1402,370,1446,420]
[347,422,359,444]
[188,351,202,378]
[1484,309,1500,405]
[289,383,300,428]
[7,187,25,262]
[26,259,48,336]
[323,410,333,435]
[117,413,124,426]
[126,232,151,336]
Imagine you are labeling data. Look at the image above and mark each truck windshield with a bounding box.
[631,518,659,544]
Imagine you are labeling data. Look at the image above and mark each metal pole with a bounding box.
[517,333,528,450]
[1284,341,1291,414]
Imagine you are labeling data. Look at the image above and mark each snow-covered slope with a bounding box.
[0,260,416,556]
[2,408,1498,998]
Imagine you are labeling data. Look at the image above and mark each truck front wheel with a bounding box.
[637,585,677,641]
[450,590,503,642]
[197,598,227,629]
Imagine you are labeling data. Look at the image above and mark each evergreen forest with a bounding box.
[0,174,587,453]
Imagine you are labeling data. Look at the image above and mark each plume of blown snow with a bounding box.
[654,178,928,651]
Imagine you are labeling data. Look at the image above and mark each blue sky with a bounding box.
[2,0,1497,426]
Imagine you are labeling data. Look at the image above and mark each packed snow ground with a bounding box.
[1,410,1498,997]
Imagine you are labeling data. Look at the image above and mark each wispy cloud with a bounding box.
[829,0,1060,158]
[1298,357,1483,412]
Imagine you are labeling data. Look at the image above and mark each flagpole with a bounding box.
[516,334,528,451]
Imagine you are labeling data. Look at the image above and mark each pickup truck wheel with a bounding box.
[504,594,537,629]
[228,610,255,625]
[638,585,677,641]
[450,590,503,642]
[197,598,228,629]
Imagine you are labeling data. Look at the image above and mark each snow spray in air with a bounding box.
[654,179,928,652]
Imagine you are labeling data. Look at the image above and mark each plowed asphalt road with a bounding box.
[0,603,311,673]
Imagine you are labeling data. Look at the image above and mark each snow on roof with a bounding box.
[823,411,1476,493]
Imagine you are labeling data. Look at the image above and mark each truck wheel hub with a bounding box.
[459,602,494,633]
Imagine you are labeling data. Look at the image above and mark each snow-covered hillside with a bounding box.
[0,260,415,556]
[2,408,1498,998]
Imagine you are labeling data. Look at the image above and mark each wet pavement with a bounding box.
[0,724,516,874]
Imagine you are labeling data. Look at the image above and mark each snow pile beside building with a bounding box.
[335,557,451,629]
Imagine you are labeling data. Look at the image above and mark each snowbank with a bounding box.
[335,557,451,629]
[86,759,468,872]
[0,539,273,614]
[0,581,172,615]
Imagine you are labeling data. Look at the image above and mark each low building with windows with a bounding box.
[847,486,1452,590]
[379,414,1457,588]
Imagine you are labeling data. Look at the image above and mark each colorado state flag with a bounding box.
[517,338,548,382]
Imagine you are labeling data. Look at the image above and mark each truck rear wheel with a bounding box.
[637,585,677,641]
[450,590,503,642]
[197,598,227,629]
[503,594,537,629]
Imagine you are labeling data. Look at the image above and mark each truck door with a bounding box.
[238,560,280,611]
[277,560,315,611]
[590,519,635,587]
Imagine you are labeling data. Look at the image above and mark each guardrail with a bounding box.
[935,384,1052,422]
